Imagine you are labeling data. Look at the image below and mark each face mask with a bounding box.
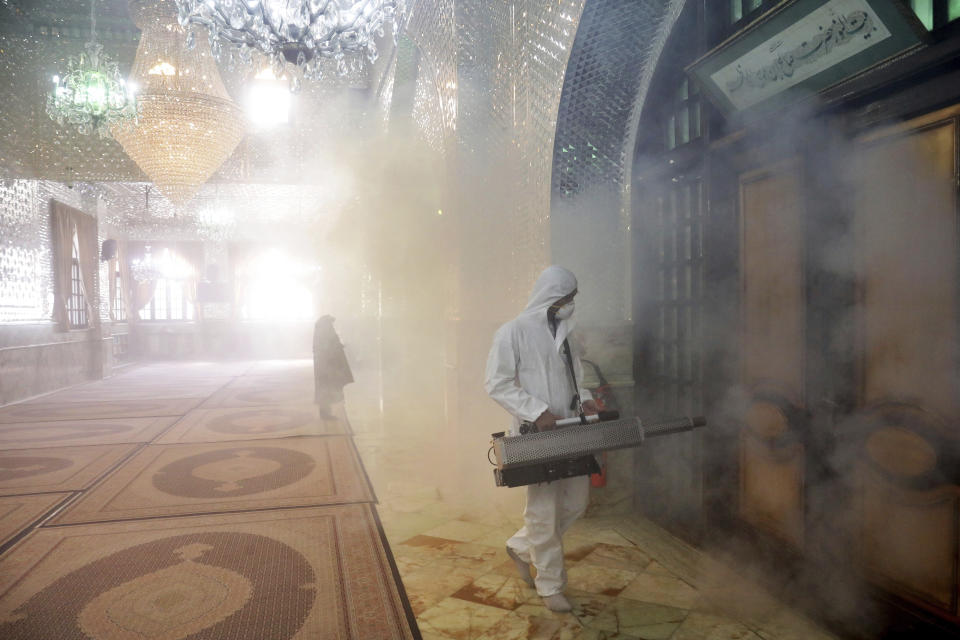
[554,301,575,320]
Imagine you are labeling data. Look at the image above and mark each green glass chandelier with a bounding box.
[46,0,138,137]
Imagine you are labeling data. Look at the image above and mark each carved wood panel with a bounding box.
[740,162,805,401]
[738,160,806,548]
[861,470,958,611]
[852,104,960,616]
[855,112,959,419]
[740,427,804,549]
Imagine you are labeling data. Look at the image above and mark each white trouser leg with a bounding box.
[556,473,589,537]
[506,475,590,596]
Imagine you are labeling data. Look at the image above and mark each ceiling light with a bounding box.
[147,61,177,75]
[173,0,407,90]
[112,0,245,206]
[246,68,291,128]
[46,0,138,137]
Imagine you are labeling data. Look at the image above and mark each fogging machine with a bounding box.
[490,411,706,487]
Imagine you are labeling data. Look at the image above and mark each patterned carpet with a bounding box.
[0,505,415,640]
[0,361,419,639]
[114,362,255,379]
[0,398,203,423]
[0,416,177,449]
[157,405,346,443]
[199,384,317,408]
[26,380,232,402]
[245,360,314,375]
[53,437,374,524]
[0,493,70,547]
[0,444,138,495]
[223,374,315,389]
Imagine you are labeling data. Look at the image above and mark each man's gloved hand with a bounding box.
[581,399,600,415]
[534,410,560,431]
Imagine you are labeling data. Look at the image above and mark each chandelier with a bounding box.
[130,229,162,281]
[112,0,245,206]
[130,255,162,282]
[195,205,236,240]
[173,0,406,88]
[46,0,138,137]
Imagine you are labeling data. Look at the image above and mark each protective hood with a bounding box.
[522,265,577,352]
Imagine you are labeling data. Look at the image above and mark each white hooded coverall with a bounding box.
[484,265,593,596]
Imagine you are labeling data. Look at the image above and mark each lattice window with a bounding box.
[650,177,704,416]
[725,0,959,32]
[908,0,960,30]
[138,249,194,321]
[112,332,129,360]
[169,280,186,320]
[152,279,168,320]
[728,0,769,27]
[112,261,125,321]
[68,241,87,329]
[664,78,702,152]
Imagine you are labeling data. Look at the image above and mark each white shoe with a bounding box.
[505,546,535,588]
[542,592,572,612]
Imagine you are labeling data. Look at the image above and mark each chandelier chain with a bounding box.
[45,0,138,137]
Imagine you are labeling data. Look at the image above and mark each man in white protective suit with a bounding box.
[484,265,599,613]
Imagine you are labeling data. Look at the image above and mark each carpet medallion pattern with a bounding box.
[152,446,316,498]
[29,382,229,403]
[157,406,345,444]
[0,455,72,481]
[0,417,176,449]
[0,505,416,639]
[200,386,315,408]
[0,399,202,423]
[118,363,254,379]
[0,445,138,495]
[3,533,313,639]
[53,437,373,523]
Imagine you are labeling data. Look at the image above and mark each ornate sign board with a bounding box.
[687,0,927,116]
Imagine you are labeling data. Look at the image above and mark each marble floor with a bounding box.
[345,380,841,640]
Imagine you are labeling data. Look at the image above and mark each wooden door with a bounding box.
[852,104,960,616]
[738,159,807,550]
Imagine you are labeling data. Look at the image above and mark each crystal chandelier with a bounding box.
[173,0,406,88]
[130,228,162,281]
[130,254,162,282]
[112,0,245,206]
[46,0,138,137]
[195,205,236,240]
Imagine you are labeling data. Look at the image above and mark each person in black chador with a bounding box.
[312,315,353,417]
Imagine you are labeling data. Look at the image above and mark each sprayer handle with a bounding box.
[554,410,621,428]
